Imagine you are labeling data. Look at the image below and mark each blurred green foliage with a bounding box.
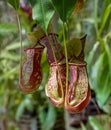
[0,0,111,129]
[86,0,111,114]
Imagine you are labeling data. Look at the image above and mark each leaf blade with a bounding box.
[99,4,111,35]
[51,0,78,22]
[28,0,55,33]
[42,103,56,130]
[7,0,19,10]
[89,116,104,130]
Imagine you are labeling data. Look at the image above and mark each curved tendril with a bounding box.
[46,32,64,100]
[17,14,23,80]
[63,22,69,95]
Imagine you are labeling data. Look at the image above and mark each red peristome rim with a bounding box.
[50,61,87,67]
[24,46,44,51]
[65,85,91,113]
[39,33,58,41]
[50,62,66,67]
[49,97,64,108]
[69,61,87,67]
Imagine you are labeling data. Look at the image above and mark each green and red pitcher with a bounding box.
[19,46,44,94]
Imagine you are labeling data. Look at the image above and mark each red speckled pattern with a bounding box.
[65,63,91,113]
[19,47,44,94]
[40,34,64,64]
[45,63,67,107]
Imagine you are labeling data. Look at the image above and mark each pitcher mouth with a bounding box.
[68,61,87,66]
[24,45,44,51]
[50,61,87,67]
[50,61,66,67]
[39,33,58,40]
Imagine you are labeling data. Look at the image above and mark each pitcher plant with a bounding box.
[45,62,67,107]
[65,62,91,113]
[19,46,44,94]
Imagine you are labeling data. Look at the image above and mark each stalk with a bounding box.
[94,0,99,37]
[17,14,22,76]
[46,32,64,99]
[46,32,58,65]
[63,22,68,94]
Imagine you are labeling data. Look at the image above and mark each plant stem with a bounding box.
[94,0,99,38]
[46,32,64,99]
[63,22,68,94]
[17,14,22,75]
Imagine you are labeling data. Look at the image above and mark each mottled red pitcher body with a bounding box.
[19,47,44,94]
[45,63,66,107]
[65,62,90,113]
[40,33,64,64]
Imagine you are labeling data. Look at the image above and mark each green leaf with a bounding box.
[91,52,111,105]
[42,103,56,130]
[87,41,111,106]
[99,4,111,35]
[89,52,104,90]
[86,42,99,69]
[7,0,19,10]
[28,0,55,33]
[81,122,87,130]
[104,42,111,74]
[97,73,111,105]
[101,0,111,32]
[101,0,111,18]
[98,96,111,114]
[38,106,47,125]
[6,42,28,50]
[51,0,78,22]
[0,66,19,81]
[24,98,34,111]
[89,116,104,130]
[66,38,82,60]
[0,24,18,35]
[94,0,99,34]
[15,100,26,121]
[1,51,20,61]
[27,0,36,6]
[16,98,33,121]
[18,9,33,32]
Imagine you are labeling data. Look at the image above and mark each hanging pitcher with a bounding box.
[39,33,64,64]
[45,62,67,107]
[65,62,91,113]
[19,46,44,94]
